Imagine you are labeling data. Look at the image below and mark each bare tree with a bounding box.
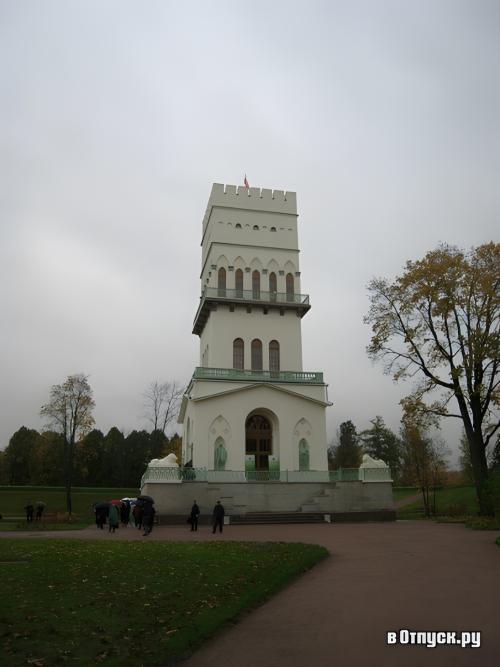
[143,381,184,434]
[40,374,95,515]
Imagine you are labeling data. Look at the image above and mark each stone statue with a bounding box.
[149,452,179,468]
[299,439,310,471]
[360,453,388,468]
[214,440,227,471]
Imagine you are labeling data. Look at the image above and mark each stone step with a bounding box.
[230,512,328,525]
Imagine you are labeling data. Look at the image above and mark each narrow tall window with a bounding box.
[252,270,260,299]
[218,267,226,296]
[269,340,280,373]
[251,339,263,371]
[269,272,277,300]
[286,273,294,301]
[233,338,244,370]
[235,268,244,297]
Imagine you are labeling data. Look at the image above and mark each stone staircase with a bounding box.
[230,511,328,525]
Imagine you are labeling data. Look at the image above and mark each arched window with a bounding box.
[269,340,280,373]
[253,225,259,230]
[269,272,277,298]
[235,223,242,229]
[233,338,244,370]
[286,272,294,301]
[251,339,263,371]
[235,268,244,297]
[270,226,277,232]
[252,270,260,299]
[218,267,226,296]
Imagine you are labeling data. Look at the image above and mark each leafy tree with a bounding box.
[40,374,95,514]
[360,416,402,479]
[143,381,184,434]
[123,430,151,486]
[365,242,500,514]
[330,421,362,469]
[148,429,169,461]
[101,427,125,487]
[400,414,449,516]
[166,432,182,463]
[31,431,65,486]
[74,429,105,486]
[3,427,41,485]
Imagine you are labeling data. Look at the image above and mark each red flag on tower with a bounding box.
[244,174,249,189]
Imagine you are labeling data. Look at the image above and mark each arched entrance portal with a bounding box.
[245,414,272,471]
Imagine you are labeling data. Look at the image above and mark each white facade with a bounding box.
[179,183,331,474]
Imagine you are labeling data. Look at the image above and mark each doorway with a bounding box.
[245,414,272,471]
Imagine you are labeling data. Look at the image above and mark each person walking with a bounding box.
[190,500,200,532]
[24,502,34,523]
[121,499,131,526]
[95,504,107,530]
[35,501,46,521]
[142,502,156,536]
[132,503,143,530]
[212,500,225,534]
[108,503,119,533]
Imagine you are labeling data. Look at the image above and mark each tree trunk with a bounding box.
[65,437,73,516]
[468,430,493,516]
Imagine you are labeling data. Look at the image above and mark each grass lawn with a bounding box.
[397,486,478,518]
[392,487,419,502]
[0,539,327,666]
[0,486,139,524]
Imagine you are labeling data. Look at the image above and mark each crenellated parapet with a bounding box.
[203,183,297,230]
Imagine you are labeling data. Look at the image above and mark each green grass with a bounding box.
[392,487,419,502]
[0,539,327,666]
[0,519,89,532]
[0,486,139,523]
[397,486,478,519]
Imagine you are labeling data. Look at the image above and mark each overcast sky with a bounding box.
[1,0,499,465]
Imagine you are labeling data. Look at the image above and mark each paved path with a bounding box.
[2,521,499,666]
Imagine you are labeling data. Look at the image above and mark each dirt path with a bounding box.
[394,492,423,508]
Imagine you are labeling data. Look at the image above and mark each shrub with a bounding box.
[443,503,468,517]
[465,516,500,531]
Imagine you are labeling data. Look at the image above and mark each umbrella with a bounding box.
[94,502,109,511]
[109,499,123,506]
[35,501,46,507]
[137,495,154,503]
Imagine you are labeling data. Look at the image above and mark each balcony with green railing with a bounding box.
[193,367,324,384]
[140,467,393,486]
[193,286,311,334]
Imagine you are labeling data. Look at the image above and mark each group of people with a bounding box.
[24,501,45,522]
[189,499,225,534]
[94,497,156,536]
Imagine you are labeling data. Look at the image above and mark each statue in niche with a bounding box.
[214,439,227,471]
[299,439,310,471]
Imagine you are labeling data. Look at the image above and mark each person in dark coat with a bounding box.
[24,502,34,523]
[212,500,225,534]
[121,499,131,526]
[95,504,107,530]
[190,500,200,531]
[108,504,120,533]
[132,503,143,530]
[142,502,156,536]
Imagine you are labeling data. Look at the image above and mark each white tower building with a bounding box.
[179,183,331,476]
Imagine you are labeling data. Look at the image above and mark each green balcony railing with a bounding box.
[141,467,392,486]
[193,287,311,333]
[203,286,310,306]
[193,367,324,384]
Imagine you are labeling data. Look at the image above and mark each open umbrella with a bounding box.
[109,499,123,506]
[94,502,109,511]
[137,494,154,503]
